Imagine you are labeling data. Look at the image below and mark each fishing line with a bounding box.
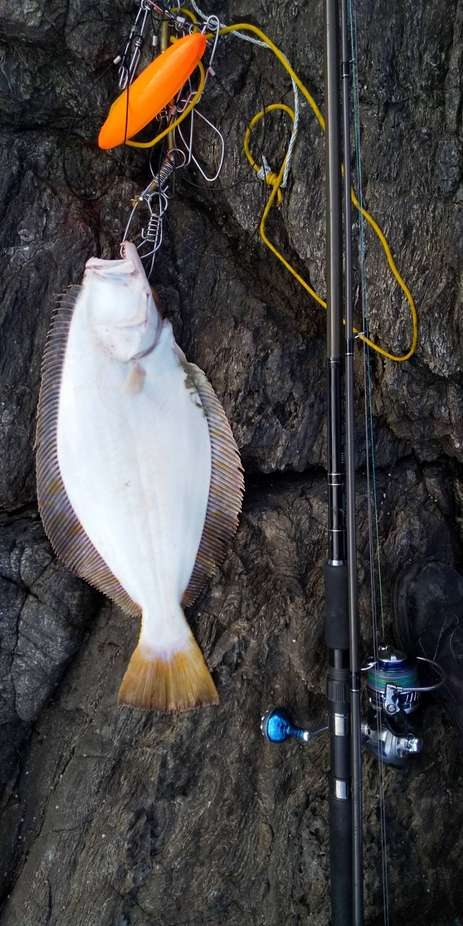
[175,5,302,196]
[348,1,390,923]
[189,0,269,47]
[176,71,280,249]
[123,63,130,144]
[189,5,302,188]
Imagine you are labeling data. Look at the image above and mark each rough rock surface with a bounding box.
[0,0,462,924]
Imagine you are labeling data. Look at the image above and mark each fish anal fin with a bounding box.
[118,634,219,712]
[181,363,244,609]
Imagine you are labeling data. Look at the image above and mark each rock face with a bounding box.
[0,1,462,924]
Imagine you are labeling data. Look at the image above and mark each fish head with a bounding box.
[84,242,162,362]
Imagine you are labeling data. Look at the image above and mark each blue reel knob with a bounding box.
[261,707,304,743]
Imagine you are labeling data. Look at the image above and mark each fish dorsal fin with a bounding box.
[36,286,140,617]
[182,364,244,608]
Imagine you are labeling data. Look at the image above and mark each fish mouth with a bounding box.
[85,244,150,285]
[120,241,138,262]
[120,241,149,278]
[85,256,134,279]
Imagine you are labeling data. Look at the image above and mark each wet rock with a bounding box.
[435,138,463,198]
[0,511,98,907]
[0,0,462,924]
[0,512,98,768]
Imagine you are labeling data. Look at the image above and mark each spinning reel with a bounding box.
[261,645,444,767]
[361,645,444,766]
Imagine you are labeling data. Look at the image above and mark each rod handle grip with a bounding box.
[324,562,349,649]
[329,790,353,925]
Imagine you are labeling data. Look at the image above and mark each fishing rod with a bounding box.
[341,0,363,918]
[262,2,360,919]
[325,0,362,926]
[324,0,359,919]
[262,2,360,917]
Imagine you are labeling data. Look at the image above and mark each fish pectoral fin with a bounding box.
[118,633,219,713]
[124,361,146,394]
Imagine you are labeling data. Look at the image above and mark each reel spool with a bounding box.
[364,645,444,718]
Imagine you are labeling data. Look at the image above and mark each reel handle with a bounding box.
[261,707,328,745]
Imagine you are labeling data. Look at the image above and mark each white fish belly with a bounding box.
[57,297,211,650]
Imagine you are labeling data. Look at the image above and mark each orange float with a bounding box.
[98,32,207,150]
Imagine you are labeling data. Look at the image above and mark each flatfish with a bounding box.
[36,242,244,712]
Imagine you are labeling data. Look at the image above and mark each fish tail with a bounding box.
[118,632,219,713]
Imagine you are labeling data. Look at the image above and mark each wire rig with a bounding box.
[118,4,225,278]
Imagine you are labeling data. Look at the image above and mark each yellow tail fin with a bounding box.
[118,633,219,713]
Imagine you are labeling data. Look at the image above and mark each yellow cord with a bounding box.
[209,22,418,362]
[243,103,419,360]
[243,104,295,206]
[126,59,206,150]
[177,6,197,24]
[244,104,327,309]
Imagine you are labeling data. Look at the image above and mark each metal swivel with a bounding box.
[261,708,328,745]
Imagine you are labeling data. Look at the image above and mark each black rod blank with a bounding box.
[340,0,364,920]
[324,0,354,923]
